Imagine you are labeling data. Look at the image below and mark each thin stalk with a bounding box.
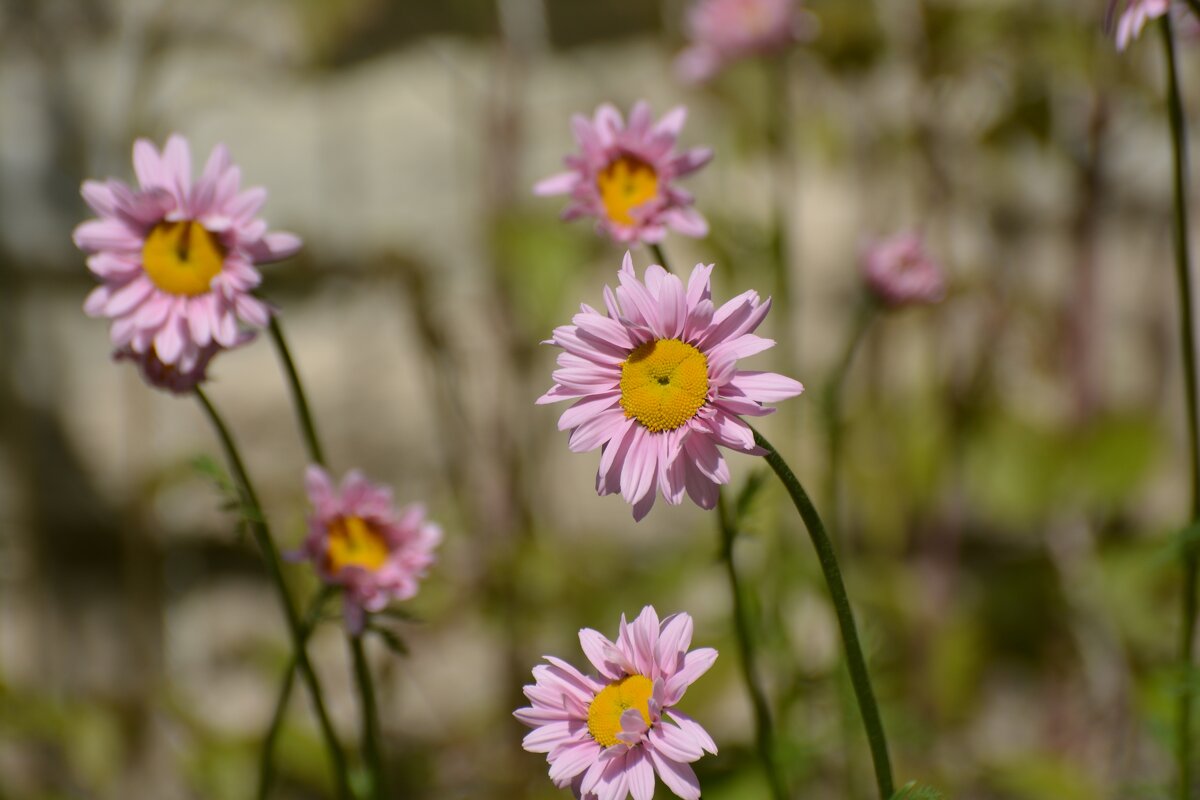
[649,242,672,274]
[193,388,351,799]
[717,491,789,800]
[268,316,326,467]
[265,318,390,794]
[752,426,894,800]
[351,634,387,800]
[822,298,877,547]
[1160,17,1200,800]
[258,587,333,800]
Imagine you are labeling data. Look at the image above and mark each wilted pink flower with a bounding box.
[1112,0,1171,49]
[300,466,441,632]
[538,253,803,520]
[861,232,945,308]
[676,0,814,83]
[535,102,712,245]
[73,134,301,373]
[114,333,252,395]
[515,606,718,800]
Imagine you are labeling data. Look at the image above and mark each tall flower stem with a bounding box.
[258,587,333,800]
[822,298,877,547]
[265,315,389,795]
[649,242,672,274]
[268,316,326,467]
[351,634,387,800]
[717,490,789,800]
[1160,17,1200,800]
[193,387,352,800]
[752,426,895,800]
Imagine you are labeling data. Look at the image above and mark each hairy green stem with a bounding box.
[258,587,333,800]
[822,298,877,546]
[351,634,387,800]
[193,388,351,799]
[717,491,789,800]
[1160,17,1199,800]
[268,316,326,467]
[752,426,895,800]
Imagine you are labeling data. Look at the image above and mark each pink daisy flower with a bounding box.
[113,332,253,395]
[534,102,713,245]
[675,0,815,84]
[861,232,945,308]
[538,253,804,520]
[72,134,301,373]
[1111,0,1171,49]
[299,466,441,632]
[515,606,718,800]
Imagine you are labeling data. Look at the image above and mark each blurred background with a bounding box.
[1,0,1199,797]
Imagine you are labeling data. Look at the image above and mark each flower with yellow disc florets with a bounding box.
[534,102,712,245]
[515,606,718,800]
[538,253,804,520]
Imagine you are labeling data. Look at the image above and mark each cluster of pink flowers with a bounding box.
[861,232,945,308]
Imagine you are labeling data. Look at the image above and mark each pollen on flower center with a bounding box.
[620,339,709,433]
[325,515,389,573]
[142,220,226,296]
[596,156,659,227]
[587,674,654,748]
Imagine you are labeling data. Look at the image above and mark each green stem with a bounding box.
[1161,17,1200,800]
[822,298,877,547]
[752,426,895,800]
[717,491,789,800]
[268,316,326,467]
[258,587,333,800]
[351,634,387,800]
[193,388,352,800]
[649,242,672,274]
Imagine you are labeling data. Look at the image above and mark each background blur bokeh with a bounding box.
[1,0,1199,798]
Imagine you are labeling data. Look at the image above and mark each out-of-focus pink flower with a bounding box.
[299,466,441,632]
[114,333,252,395]
[73,134,301,373]
[675,0,814,83]
[1112,0,1171,49]
[534,102,712,245]
[515,606,718,800]
[861,232,945,308]
[538,253,803,520]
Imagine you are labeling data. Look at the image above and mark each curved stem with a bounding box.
[1160,17,1199,800]
[752,425,895,800]
[193,388,352,799]
[351,634,387,800]
[649,242,672,274]
[268,316,326,467]
[258,587,333,800]
[717,491,789,800]
[823,298,877,546]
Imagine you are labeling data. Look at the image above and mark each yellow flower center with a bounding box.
[596,156,659,226]
[325,515,389,573]
[587,674,654,748]
[142,220,226,296]
[619,339,709,433]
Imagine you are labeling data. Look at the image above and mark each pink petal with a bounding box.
[161,134,193,208]
[534,171,581,196]
[105,276,155,317]
[132,138,166,190]
[729,370,805,403]
[558,391,621,432]
[626,747,655,800]
[648,750,701,800]
[548,740,600,785]
[569,408,627,453]
[73,219,141,253]
[655,613,694,675]
[579,628,632,680]
[523,721,576,753]
[619,427,658,508]
[665,709,718,755]
[653,106,687,138]
[663,647,718,706]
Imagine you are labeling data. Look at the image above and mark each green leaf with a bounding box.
[891,782,944,800]
[369,624,410,657]
[734,467,770,521]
